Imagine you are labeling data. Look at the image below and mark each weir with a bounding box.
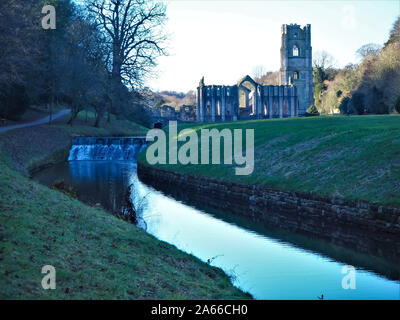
[68,137,147,161]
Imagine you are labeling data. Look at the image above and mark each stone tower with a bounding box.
[280,24,314,115]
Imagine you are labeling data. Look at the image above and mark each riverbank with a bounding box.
[138,115,400,207]
[137,115,400,262]
[138,163,400,263]
[0,120,250,299]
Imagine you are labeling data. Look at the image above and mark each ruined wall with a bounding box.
[138,163,400,263]
[196,79,298,122]
[196,23,314,121]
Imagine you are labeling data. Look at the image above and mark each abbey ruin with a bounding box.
[196,24,314,122]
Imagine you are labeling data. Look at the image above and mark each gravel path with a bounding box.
[0,109,70,134]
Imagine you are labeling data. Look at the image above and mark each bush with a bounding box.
[350,92,365,115]
[371,86,388,114]
[305,105,320,117]
[0,84,30,120]
[394,96,400,114]
[339,97,351,114]
[314,82,324,107]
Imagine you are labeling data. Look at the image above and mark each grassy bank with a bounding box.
[138,115,400,208]
[53,109,148,138]
[0,111,148,173]
[0,119,249,299]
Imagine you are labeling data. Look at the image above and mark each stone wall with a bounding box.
[138,163,400,263]
[280,23,314,115]
[197,75,298,122]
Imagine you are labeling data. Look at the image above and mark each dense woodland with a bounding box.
[0,0,167,127]
[312,17,400,115]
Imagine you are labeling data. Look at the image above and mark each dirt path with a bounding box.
[0,109,70,134]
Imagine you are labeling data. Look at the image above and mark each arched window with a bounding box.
[293,45,299,57]
[294,71,299,80]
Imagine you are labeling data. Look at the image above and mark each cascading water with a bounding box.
[68,137,147,161]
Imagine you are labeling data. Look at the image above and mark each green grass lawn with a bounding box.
[54,109,148,137]
[138,115,400,207]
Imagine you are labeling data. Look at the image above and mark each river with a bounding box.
[33,157,400,300]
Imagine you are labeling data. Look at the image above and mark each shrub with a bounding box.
[305,105,320,117]
[394,96,400,113]
[339,97,351,114]
[314,82,324,107]
[350,92,365,115]
[371,86,388,114]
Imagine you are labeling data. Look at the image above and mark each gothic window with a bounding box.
[294,71,299,80]
[293,45,299,57]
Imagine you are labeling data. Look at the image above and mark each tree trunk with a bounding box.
[94,108,105,128]
[111,45,123,118]
[67,104,79,126]
[48,92,54,125]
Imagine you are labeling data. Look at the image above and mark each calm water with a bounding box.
[34,161,400,300]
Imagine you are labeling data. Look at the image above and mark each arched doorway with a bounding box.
[237,75,258,118]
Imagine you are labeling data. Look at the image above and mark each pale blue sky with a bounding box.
[147,0,400,92]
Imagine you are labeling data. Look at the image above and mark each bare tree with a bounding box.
[356,43,382,61]
[86,0,168,89]
[313,50,337,69]
[252,66,280,85]
[47,9,111,126]
[252,65,267,81]
[385,16,400,47]
[182,90,196,105]
[255,71,280,85]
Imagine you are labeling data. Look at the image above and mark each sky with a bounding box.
[146,0,400,93]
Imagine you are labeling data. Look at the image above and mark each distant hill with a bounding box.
[159,91,186,99]
[158,90,196,109]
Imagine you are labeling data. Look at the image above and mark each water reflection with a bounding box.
[35,161,136,214]
[33,161,400,300]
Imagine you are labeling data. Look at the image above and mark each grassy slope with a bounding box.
[54,110,148,137]
[138,115,400,207]
[0,112,148,173]
[0,118,249,299]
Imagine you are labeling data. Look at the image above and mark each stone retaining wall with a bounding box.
[137,163,400,263]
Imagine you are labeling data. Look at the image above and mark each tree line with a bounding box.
[314,16,400,115]
[0,0,167,127]
[251,16,400,116]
